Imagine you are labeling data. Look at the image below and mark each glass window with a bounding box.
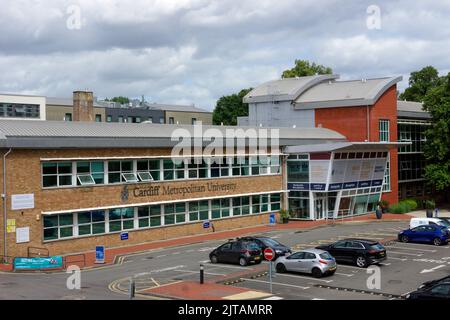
[383,153,391,192]
[379,119,390,142]
[43,214,74,241]
[42,162,73,188]
[108,160,133,183]
[109,208,135,231]
[287,161,309,182]
[270,193,281,211]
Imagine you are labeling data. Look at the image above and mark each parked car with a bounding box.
[274,249,337,278]
[239,236,292,259]
[410,217,450,230]
[316,239,387,268]
[398,225,450,246]
[209,239,262,266]
[406,276,450,300]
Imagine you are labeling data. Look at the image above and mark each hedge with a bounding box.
[388,199,418,214]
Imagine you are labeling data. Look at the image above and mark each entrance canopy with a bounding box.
[284,141,409,154]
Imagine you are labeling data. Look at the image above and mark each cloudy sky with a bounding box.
[1,0,450,110]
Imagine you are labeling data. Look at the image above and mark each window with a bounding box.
[137,159,160,181]
[78,211,105,236]
[122,172,139,183]
[118,116,124,123]
[191,118,197,125]
[136,116,141,123]
[0,103,40,118]
[76,161,104,185]
[95,114,102,122]
[138,205,161,228]
[159,117,164,124]
[169,117,175,124]
[210,158,230,177]
[64,113,72,121]
[187,159,208,179]
[211,198,231,219]
[164,203,186,225]
[42,162,73,188]
[146,117,153,123]
[379,120,390,142]
[430,285,450,296]
[287,160,309,182]
[127,116,133,123]
[383,153,391,192]
[106,115,112,122]
[188,200,209,221]
[232,157,249,176]
[163,159,185,180]
[109,208,135,232]
[43,214,74,240]
[270,193,281,211]
[232,197,250,216]
[108,160,133,183]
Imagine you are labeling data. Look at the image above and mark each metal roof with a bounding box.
[243,75,339,103]
[46,97,103,108]
[397,101,431,119]
[143,103,211,113]
[294,76,402,109]
[284,141,406,154]
[0,120,346,149]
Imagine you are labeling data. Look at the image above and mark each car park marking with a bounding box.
[205,263,252,270]
[274,273,334,283]
[420,265,446,274]
[199,260,210,263]
[155,254,167,258]
[388,257,408,261]
[390,246,436,252]
[174,269,226,276]
[334,272,354,277]
[388,251,423,256]
[335,264,364,270]
[198,247,216,252]
[242,278,310,290]
[355,232,398,237]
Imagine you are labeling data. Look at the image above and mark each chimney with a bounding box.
[73,90,94,121]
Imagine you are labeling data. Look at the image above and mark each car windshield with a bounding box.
[370,243,385,251]
[319,252,334,260]
[244,242,260,251]
[437,220,450,227]
[261,238,281,247]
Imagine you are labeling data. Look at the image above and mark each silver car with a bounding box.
[274,248,337,278]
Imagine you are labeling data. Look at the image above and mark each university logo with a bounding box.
[121,185,129,202]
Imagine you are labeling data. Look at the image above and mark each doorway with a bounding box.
[314,195,327,220]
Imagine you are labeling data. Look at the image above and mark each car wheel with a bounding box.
[433,238,442,246]
[312,267,323,278]
[276,263,286,273]
[328,270,336,276]
[239,257,248,266]
[210,255,218,264]
[401,235,409,243]
[356,256,368,268]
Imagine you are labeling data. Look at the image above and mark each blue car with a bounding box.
[398,225,450,246]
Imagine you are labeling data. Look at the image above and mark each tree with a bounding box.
[399,66,442,102]
[213,88,252,125]
[110,96,130,104]
[422,72,450,192]
[281,59,333,78]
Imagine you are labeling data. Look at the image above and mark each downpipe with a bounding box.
[2,148,12,262]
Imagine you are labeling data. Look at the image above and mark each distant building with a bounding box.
[0,93,46,120]
[146,103,212,125]
[46,96,106,122]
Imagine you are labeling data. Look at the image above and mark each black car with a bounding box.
[316,239,387,268]
[209,239,263,266]
[406,276,450,300]
[239,236,292,259]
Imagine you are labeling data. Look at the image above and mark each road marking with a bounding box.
[275,273,333,283]
[388,257,408,261]
[155,255,167,258]
[198,247,215,252]
[335,265,363,270]
[242,278,310,290]
[150,278,160,287]
[205,263,251,270]
[199,260,210,264]
[355,232,398,237]
[134,265,185,276]
[175,269,226,276]
[312,298,325,300]
[263,296,284,300]
[378,263,391,266]
[420,265,446,274]
[335,272,354,277]
[390,246,436,253]
[389,251,423,256]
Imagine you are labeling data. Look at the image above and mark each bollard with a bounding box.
[129,278,135,300]
[200,264,204,284]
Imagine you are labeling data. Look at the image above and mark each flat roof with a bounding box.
[0,120,346,149]
[284,142,407,154]
[46,97,103,108]
[397,100,431,119]
[143,103,212,113]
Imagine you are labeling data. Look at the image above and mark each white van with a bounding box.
[410,217,450,230]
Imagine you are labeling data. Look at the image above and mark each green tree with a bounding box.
[422,72,450,192]
[281,59,333,78]
[110,96,130,104]
[213,88,252,125]
[399,66,442,102]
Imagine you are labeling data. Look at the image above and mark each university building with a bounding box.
[0,88,399,258]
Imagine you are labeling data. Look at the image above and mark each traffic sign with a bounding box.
[269,213,275,226]
[264,247,275,261]
[95,246,105,264]
[203,220,210,229]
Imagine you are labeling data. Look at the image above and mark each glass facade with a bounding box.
[0,103,40,118]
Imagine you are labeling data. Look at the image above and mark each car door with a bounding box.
[217,242,233,263]
[409,226,425,242]
[329,241,348,262]
[301,252,317,273]
[346,241,365,262]
[230,242,243,263]
[427,284,450,300]
[284,252,305,272]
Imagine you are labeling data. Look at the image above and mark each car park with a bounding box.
[398,225,450,246]
[410,217,450,230]
[239,236,291,259]
[209,239,263,266]
[274,249,337,278]
[406,276,450,300]
[316,239,387,268]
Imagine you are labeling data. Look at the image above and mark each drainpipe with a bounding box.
[366,105,370,141]
[2,148,12,262]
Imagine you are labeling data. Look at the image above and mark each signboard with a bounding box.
[14,256,63,270]
[16,227,29,243]
[203,220,210,229]
[120,232,129,241]
[95,246,105,264]
[264,248,275,261]
[269,213,276,226]
[287,183,309,191]
[7,219,16,233]
[310,183,326,191]
[11,194,34,210]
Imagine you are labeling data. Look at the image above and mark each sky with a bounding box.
[1,0,450,110]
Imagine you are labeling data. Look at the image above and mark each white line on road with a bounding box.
[275,273,334,283]
[242,278,310,290]
[390,246,436,252]
[155,255,167,258]
[420,265,446,274]
[263,296,284,300]
[205,263,251,270]
[388,257,408,261]
[175,269,226,276]
[389,251,423,256]
[335,272,354,277]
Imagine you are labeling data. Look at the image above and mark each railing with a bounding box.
[63,253,86,269]
[0,255,14,264]
[27,246,50,258]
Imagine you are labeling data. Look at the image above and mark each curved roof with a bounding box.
[294,76,402,109]
[243,74,339,103]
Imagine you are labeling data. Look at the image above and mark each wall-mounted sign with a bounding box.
[14,256,63,270]
[11,194,34,210]
[95,246,105,264]
[287,183,310,191]
[202,220,210,229]
[7,219,16,233]
[16,227,30,243]
[120,232,129,241]
[131,182,237,198]
[269,213,276,225]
